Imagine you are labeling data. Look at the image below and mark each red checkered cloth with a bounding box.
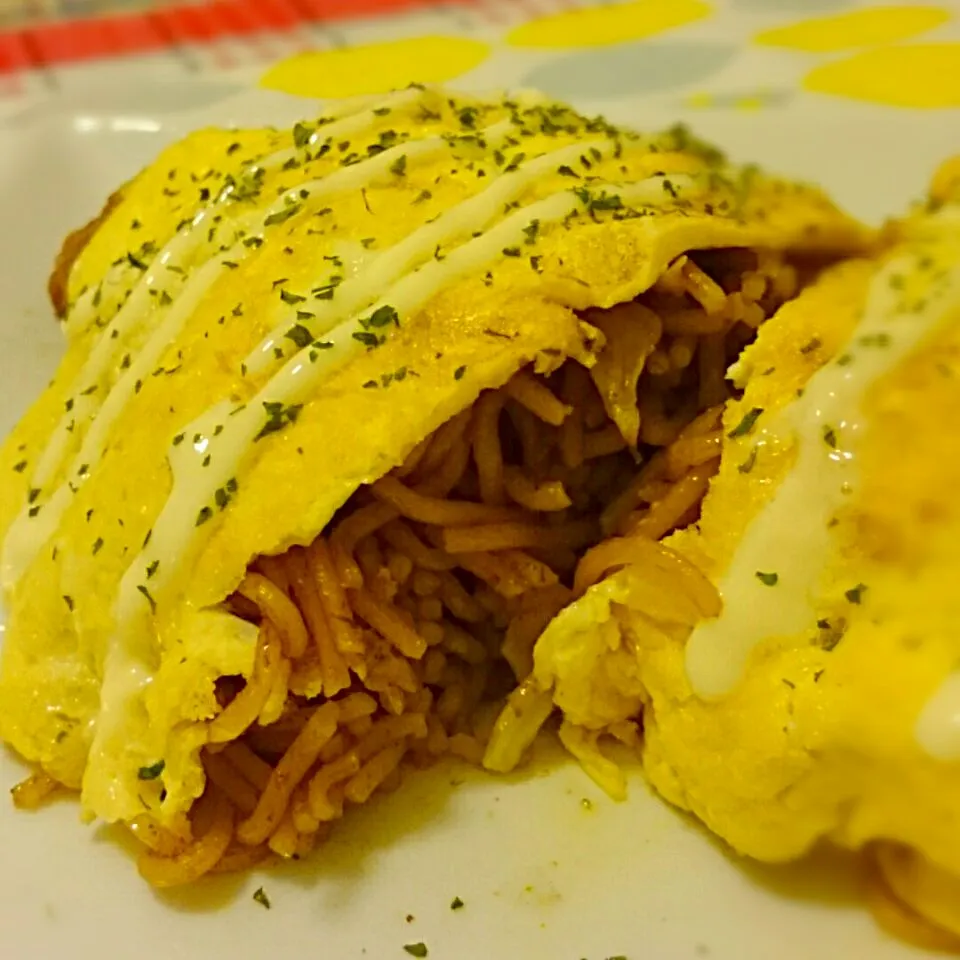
[0,0,458,71]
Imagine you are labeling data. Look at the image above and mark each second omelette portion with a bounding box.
[496,163,960,948]
[0,86,869,883]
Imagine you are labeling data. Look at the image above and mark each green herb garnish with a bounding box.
[138,760,165,781]
[403,945,428,958]
[363,305,399,329]
[353,331,382,349]
[728,407,763,439]
[755,571,779,587]
[738,448,758,474]
[285,324,313,349]
[573,186,623,213]
[254,401,304,442]
[818,617,846,652]
[253,887,271,909]
[293,122,314,148]
[313,282,339,301]
[264,205,301,227]
[845,583,867,604]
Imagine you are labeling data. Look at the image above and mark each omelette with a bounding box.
[0,86,874,892]
[488,157,960,947]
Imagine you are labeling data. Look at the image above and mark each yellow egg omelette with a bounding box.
[0,86,875,893]
[496,158,960,948]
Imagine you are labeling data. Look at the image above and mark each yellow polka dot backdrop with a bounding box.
[506,0,712,49]
[804,43,960,107]
[260,36,491,99]
[754,5,952,52]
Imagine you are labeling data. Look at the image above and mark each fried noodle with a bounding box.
[15,247,805,885]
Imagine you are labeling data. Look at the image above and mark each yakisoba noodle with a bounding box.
[10,246,808,885]
[866,845,960,953]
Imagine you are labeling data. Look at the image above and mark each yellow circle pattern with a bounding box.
[755,6,951,53]
[506,0,712,49]
[260,36,490,100]
[804,44,960,108]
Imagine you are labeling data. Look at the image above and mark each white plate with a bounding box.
[0,79,947,960]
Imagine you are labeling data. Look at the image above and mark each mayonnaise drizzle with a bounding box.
[63,88,431,343]
[255,87,431,175]
[3,251,238,588]
[685,213,960,700]
[121,172,695,615]
[3,111,503,588]
[244,137,615,375]
[24,90,412,504]
[917,671,960,760]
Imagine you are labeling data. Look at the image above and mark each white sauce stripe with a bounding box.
[257,87,432,175]
[245,136,614,375]
[62,90,433,342]
[917,671,960,760]
[3,113,471,588]
[119,170,697,627]
[685,212,960,702]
